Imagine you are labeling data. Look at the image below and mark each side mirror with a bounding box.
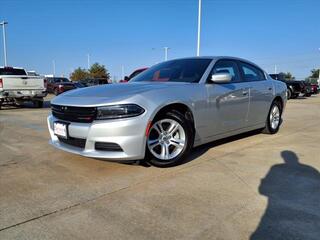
[124,76,129,81]
[210,73,232,83]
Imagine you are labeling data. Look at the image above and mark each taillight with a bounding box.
[0,78,3,88]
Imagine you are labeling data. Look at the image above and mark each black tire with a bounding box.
[146,111,194,167]
[262,100,282,134]
[33,100,43,108]
[287,88,292,100]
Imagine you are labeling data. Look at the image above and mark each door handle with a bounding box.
[268,87,272,91]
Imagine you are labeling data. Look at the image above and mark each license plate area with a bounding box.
[53,121,69,139]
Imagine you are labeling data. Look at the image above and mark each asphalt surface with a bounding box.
[0,94,319,240]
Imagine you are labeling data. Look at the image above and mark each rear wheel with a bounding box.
[287,88,292,100]
[146,111,193,167]
[262,100,282,134]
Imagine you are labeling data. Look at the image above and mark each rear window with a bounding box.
[0,68,27,76]
[47,78,70,83]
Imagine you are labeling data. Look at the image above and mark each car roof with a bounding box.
[167,56,264,70]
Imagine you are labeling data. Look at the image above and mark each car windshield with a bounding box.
[131,59,212,83]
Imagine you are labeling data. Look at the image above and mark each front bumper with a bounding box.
[47,114,148,161]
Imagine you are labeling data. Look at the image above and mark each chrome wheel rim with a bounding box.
[147,119,186,161]
[270,105,280,130]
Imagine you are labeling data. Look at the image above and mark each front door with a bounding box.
[206,59,250,137]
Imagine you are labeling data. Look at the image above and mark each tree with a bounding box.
[70,67,89,81]
[278,72,295,80]
[309,69,319,79]
[89,63,110,79]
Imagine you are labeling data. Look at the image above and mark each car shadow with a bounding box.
[250,150,320,240]
[183,129,263,165]
[291,96,307,100]
[128,129,263,168]
[0,100,51,110]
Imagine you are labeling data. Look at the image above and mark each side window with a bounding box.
[129,70,143,79]
[211,60,240,82]
[239,62,265,81]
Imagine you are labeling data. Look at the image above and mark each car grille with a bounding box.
[58,137,86,149]
[51,104,96,123]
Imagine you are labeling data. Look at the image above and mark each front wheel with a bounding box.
[262,101,282,134]
[146,111,194,167]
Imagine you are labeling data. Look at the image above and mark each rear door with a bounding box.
[205,59,251,136]
[237,61,274,126]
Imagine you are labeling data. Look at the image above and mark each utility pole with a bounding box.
[164,47,170,61]
[0,21,8,66]
[197,0,202,56]
[52,60,56,77]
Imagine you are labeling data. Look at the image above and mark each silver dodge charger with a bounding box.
[48,57,287,167]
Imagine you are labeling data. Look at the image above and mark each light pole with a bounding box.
[164,47,170,61]
[87,54,90,69]
[52,60,56,77]
[121,65,125,80]
[318,48,320,85]
[197,0,201,56]
[0,21,8,66]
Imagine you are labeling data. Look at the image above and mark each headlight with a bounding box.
[96,104,145,120]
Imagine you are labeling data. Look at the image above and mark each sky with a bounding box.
[1,0,320,80]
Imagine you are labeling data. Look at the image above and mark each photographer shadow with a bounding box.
[251,150,320,240]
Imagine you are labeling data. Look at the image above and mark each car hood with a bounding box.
[51,82,189,106]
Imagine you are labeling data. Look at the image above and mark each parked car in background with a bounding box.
[48,57,287,167]
[27,71,40,76]
[0,66,47,108]
[310,83,319,94]
[79,78,110,87]
[269,74,304,99]
[119,68,148,83]
[46,77,77,95]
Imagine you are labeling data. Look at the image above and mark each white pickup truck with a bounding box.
[0,66,47,109]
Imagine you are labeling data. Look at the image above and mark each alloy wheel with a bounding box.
[147,119,186,161]
[269,105,280,130]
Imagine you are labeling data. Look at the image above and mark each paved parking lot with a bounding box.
[0,94,319,239]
